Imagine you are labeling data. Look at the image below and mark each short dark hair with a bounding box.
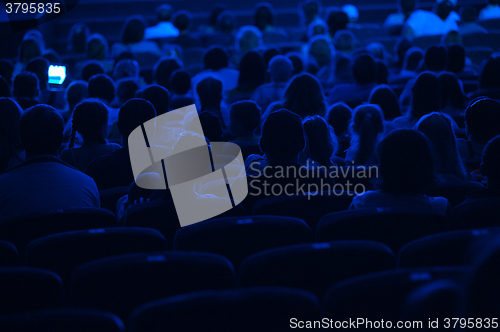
[424,45,447,72]
[116,78,140,104]
[173,11,192,32]
[352,54,377,85]
[327,102,352,136]
[254,3,275,30]
[260,109,305,160]
[88,74,115,104]
[135,84,171,115]
[26,57,49,90]
[118,98,157,138]
[203,47,229,70]
[446,44,465,73]
[465,97,500,144]
[195,111,223,142]
[411,71,441,120]
[121,15,147,44]
[13,71,39,99]
[156,4,173,22]
[230,100,261,136]
[70,99,109,147]
[20,104,64,154]
[197,77,223,110]
[81,60,105,82]
[169,69,191,95]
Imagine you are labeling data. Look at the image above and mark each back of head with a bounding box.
[156,4,173,22]
[203,46,229,71]
[307,19,328,40]
[446,44,465,73]
[369,84,401,121]
[65,80,88,112]
[229,100,261,137]
[20,104,64,155]
[283,73,326,118]
[287,52,304,76]
[436,0,454,20]
[459,6,478,23]
[18,38,42,65]
[122,15,147,44]
[367,42,387,61]
[116,78,140,105]
[70,99,109,147]
[86,34,109,61]
[196,77,223,110]
[325,7,348,37]
[260,109,305,161]
[235,26,263,53]
[403,47,423,71]
[479,57,500,90]
[351,104,384,164]
[0,59,14,85]
[113,59,139,81]
[88,74,115,104]
[301,0,322,25]
[237,51,266,90]
[308,35,333,67]
[400,0,416,16]
[217,10,237,34]
[13,71,39,99]
[154,57,182,90]
[169,69,191,95]
[268,55,293,83]
[303,115,336,164]
[333,29,356,53]
[481,135,500,185]
[118,98,157,139]
[81,60,105,82]
[378,129,435,195]
[69,23,89,54]
[136,84,170,115]
[173,10,192,32]
[424,45,447,72]
[439,72,466,109]
[195,111,223,142]
[208,4,226,27]
[326,102,352,136]
[263,48,281,70]
[411,71,441,120]
[254,3,274,30]
[415,112,465,179]
[352,53,377,85]
[25,57,49,90]
[465,97,500,144]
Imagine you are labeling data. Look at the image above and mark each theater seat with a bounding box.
[451,197,500,230]
[0,240,19,267]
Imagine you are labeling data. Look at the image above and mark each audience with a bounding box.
[478,0,500,21]
[172,10,201,48]
[196,77,228,130]
[12,71,41,110]
[192,46,239,94]
[302,115,338,167]
[402,0,460,38]
[110,15,162,58]
[144,4,179,39]
[168,69,195,110]
[153,57,183,91]
[252,55,293,111]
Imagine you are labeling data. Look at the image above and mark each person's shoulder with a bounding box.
[84,148,124,173]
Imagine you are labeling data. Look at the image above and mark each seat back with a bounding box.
[478,19,500,31]
[412,34,442,49]
[129,287,320,332]
[174,215,313,265]
[239,241,396,297]
[0,267,63,314]
[0,240,19,267]
[69,251,235,319]
[463,31,500,50]
[26,227,168,285]
[316,207,449,252]
[451,198,500,230]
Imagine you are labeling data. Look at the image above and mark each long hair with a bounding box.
[350,104,384,165]
[0,98,23,173]
[283,73,327,118]
[303,115,337,166]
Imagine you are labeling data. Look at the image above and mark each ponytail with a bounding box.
[69,123,77,148]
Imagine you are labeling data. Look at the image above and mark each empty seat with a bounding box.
[173,216,313,265]
[69,251,235,319]
[252,191,354,230]
[316,207,449,252]
[323,267,470,322]
[0,208,117,258]
[478,18,500,31]
[463,32,500,51]
[0,267,63,314]
[0,309,125,332]
[0,240,19,266]
[26,227,168,285]
[398,228,500,268]
[239,241,396,297]
[451,198,500,230]
[129,287,320,332]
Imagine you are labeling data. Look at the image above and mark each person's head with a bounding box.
[399,0,416,16]
[86,34,109,61]
[217,10,237,34]
[0,98,23,172]
[229,100,261,138]
[235,26,263,54]
[300,0,323,26]
[479,57,500,90]
[81,60,105,82]
[18,38,42,66]
[88,74,115,104]
[121,15,147,44]
[325,7,349,37]
[307,19,328,40]
[342,4,359,23]
[377,129,435,195]
[116,78,140,105]
[135,84,171,115]
[24,30,45,53]
[0,76,10,98]
[25,57,49,90]
[156,4,173,22]
[196,77,223,111]
[0,59,14,86]
[435,0,454,20]
[208,4,226,28]
[367,42,387,61]
[263,48,281,71]
[203,46,229,71]
[268,55,294,83]
[308,35,333,68]
[480,135,500,187]
[303,115,337,165]
[237,51,266,90]
[465,97,500,144]
[287,52,304,76]
[65,80,88,113]
[439,72,467,110]
[459,6,478,23]
[424,45,447,72]
[117,98,157,141]
[254,3,275,31]
[68,23,89,54]
[488,0,500,5]
[326,102,352,137]
[195,111,223,142]
[446,44,465,73]
[403,47,424,72]
[350,104,384,165]
[153,57,183,90]
[352,53,377,85]
[411,71,441,120]
[112,59,139,81]
[69,99,109,148]
[260,109,306,164]
[19,104,64,156]
[333,30,356,54]
[369,84,401,121]
[173,10,193,33]
[13,71,39,99]
[415,112,466,180]
[169,69,191,95]
[283,73,326,119]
